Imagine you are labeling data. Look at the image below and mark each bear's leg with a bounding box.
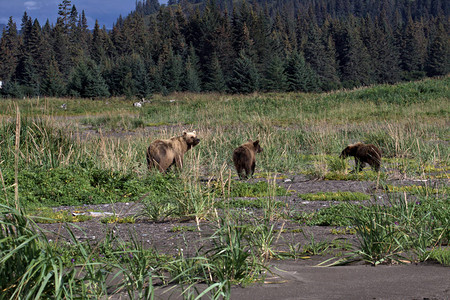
[243,164,252,180]
[235,165,244,180]
[354,158,365,172]
[174,155,184,171]
[372,161,380,172]
[250,161,256,177]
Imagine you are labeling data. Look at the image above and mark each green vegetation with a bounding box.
[0,77,448,298]
[427,248,450,266]
[299,191,371,202]
[384,184,449,195]
[211,180,290,198]
[30,207,92,223]
[293,204,355,226]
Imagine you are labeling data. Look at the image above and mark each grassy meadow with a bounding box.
[0,76,449,299]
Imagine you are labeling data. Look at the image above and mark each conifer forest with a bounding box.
[0,0,449,98]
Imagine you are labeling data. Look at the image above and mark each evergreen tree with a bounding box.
[204,52,226,92]
[15,55,40,96]
[131,54,151,98]
[67,60,110,98]
[28,19,51,78]
[228,51,260,94]
[0,17,20,81]
[263,55,287,92]
[400,16,427,79]
[183,45,201,92]
[334,18,373,87]
[53,19,71,76]
[75,10,91,60]
[162,49,183,93]
[425,22,450,77]
[57,0,72,32]
[285,52,320,92]
[91,20,107,62]
[41,57,66,97]
[369,13,402,84]
[144,0,160,15]
[304,21,340,90]
[20,12,33,51]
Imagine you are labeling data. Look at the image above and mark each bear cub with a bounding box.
[233,139,263,179]
[147,131,200,173]
[340,142,382,172]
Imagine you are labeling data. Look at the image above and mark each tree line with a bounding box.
[0,0,448,98]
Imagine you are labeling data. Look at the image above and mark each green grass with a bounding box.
[0,77,448,297]
[384,184,449,195]
[293,204,355,226]
[0,77,448,210]
[299,191,371,201]
[427,248,450,266]
[29,207,93,223]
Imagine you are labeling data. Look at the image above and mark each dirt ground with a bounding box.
[37,172,450,299]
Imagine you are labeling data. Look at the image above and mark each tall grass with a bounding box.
[343,193,449,265]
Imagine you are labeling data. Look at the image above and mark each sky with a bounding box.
[0,0,162,29]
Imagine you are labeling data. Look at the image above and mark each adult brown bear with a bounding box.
[147,131,200,172]
[340,142,382,172]
[233,139,263,179]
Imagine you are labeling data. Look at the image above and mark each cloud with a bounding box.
[24,1,40,11]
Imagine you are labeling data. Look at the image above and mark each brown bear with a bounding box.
[340,142,382,172]
[233,139,263,179]
[147,131,200,172]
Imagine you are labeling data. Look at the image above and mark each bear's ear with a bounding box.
[183,130,187,136]
[253,140,259,146]
[192,131,196,135]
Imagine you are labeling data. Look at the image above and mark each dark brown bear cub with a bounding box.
[340,142,382,172]
[233,140,263,179]
[147,131,200,173]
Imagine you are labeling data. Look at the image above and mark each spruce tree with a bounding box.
[263,55,287,92]
[334,17,373,87]
[400,17,427,79]
[131,54,151,98]
[304,21,340,90]
[15,55,40,96]
[57,0,72,32]
[425,23,450,76]
[285,52,320,92]
[162,49,183,93]
[369,13,402,84]
[67,60,110,98]
[53,19,71,76]
[41,57,66,97]
[204,52,226,92]
[228,51,260,94]
[183,46,202,92]
[0,17,20,81]
[91,20,107,62]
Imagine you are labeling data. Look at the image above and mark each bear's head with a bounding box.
[183,130,200,148]
[250,139,263,153]
[340,143,361,159]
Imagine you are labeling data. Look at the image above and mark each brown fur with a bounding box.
[233,139,263,179]
[340,142,382,172]
[147,131,200,172]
